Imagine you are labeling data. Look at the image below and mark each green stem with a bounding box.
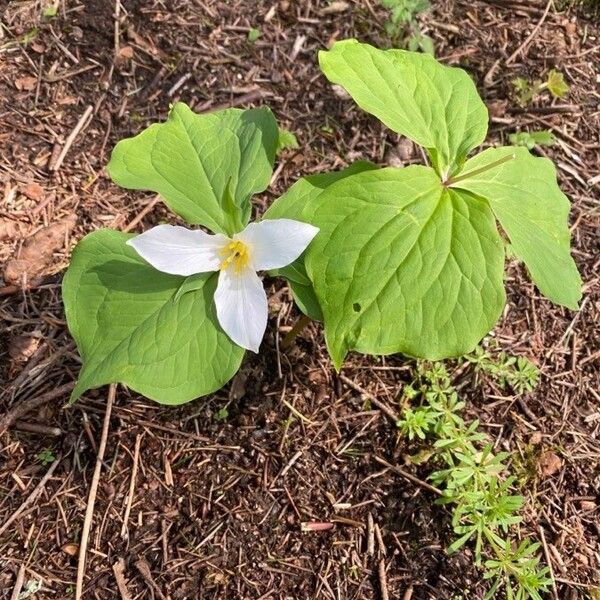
[445,153,516,187]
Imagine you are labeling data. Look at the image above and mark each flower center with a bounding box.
[220,240,250,273]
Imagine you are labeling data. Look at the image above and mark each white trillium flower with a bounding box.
[127,219,319,353]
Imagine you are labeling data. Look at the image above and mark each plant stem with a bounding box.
[445,153,515,187]
[281,314,312,349]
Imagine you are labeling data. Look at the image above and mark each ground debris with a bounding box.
[539,450,563,478]
[3,215,76,286]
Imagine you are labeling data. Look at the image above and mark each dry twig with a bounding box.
[75,384,116,600]
[0,382,75,436]
[0,458,61,537]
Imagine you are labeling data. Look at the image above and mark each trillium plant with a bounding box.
[63,39,581,405]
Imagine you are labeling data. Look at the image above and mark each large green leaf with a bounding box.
[304,166,506,367]
[107,103,278,235]
[450,147,582,309]
[63,229,244,404]
[263,161,377,321]
[319,40,488,176]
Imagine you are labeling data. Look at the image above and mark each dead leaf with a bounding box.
[0,219,21,241]
[228,370,248,401]
[56,95,78,106]
[397,138,415,162]
[3,215,76,286]
[15,76,37,91]
[61,543,79,556]
[529,431,543,445]
[119,45,134,60]
[9,335,40,362]
[539,450,563,478]
[126,27,160,56]
[116,45,135,66]
[320,1,349,14]
[21,181,44,201]
[31,41,46,53]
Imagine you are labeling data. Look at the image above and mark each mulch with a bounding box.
[0,1,599,598]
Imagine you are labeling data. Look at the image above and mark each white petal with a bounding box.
[127,225,228,276]
[235,219,319,271]
[215,266,267,352]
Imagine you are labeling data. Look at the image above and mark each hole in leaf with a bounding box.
[353,302,361,312]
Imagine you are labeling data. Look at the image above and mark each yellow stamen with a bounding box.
[220,240,250,273]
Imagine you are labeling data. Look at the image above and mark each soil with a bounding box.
[1,1,599,599]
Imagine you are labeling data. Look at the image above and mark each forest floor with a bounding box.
[0,0,599,598]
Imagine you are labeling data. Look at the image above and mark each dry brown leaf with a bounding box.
[30,41,46,53]
[116,45,135,67]
[15,76,37,91]
[118,45,134,60]
[3,215,76,286]
[9,335,40,362]
[529,431,543,445]
[539,450,563,478]
[21,181,44,201]
[126,27,160,56]
[0,219,21,241]
[320,1,349,14]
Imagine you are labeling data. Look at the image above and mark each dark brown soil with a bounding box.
[1,1,599,599]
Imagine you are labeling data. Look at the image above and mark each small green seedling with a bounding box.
[396,360,551,600]
[43,5,58,17]
[247,28,261,43]
[214,406,229,422]
[509,130,556,150]
[36,449,56,465]
[513,68,570,106]
[465,346,540,394]
[380,0,434,54]
[277,128,300,154]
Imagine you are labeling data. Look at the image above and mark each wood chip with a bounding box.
[15,76,37,91]
[21,182,44,201]
[0,219,21,241]
[62,543,80,556]
[539,450,563,478]
[320,1,349,14]
[9,335,41,362]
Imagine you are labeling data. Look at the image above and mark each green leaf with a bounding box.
[449,146,582,309]
[319,40,488,175]
[264,161,378,321]
[107,103,278,235]
[546,69,569,98]
[63,229,245,404]
[508,130,556,150]
[277,128,300,154]
[304,166,506,367]
[248,28,261,43]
